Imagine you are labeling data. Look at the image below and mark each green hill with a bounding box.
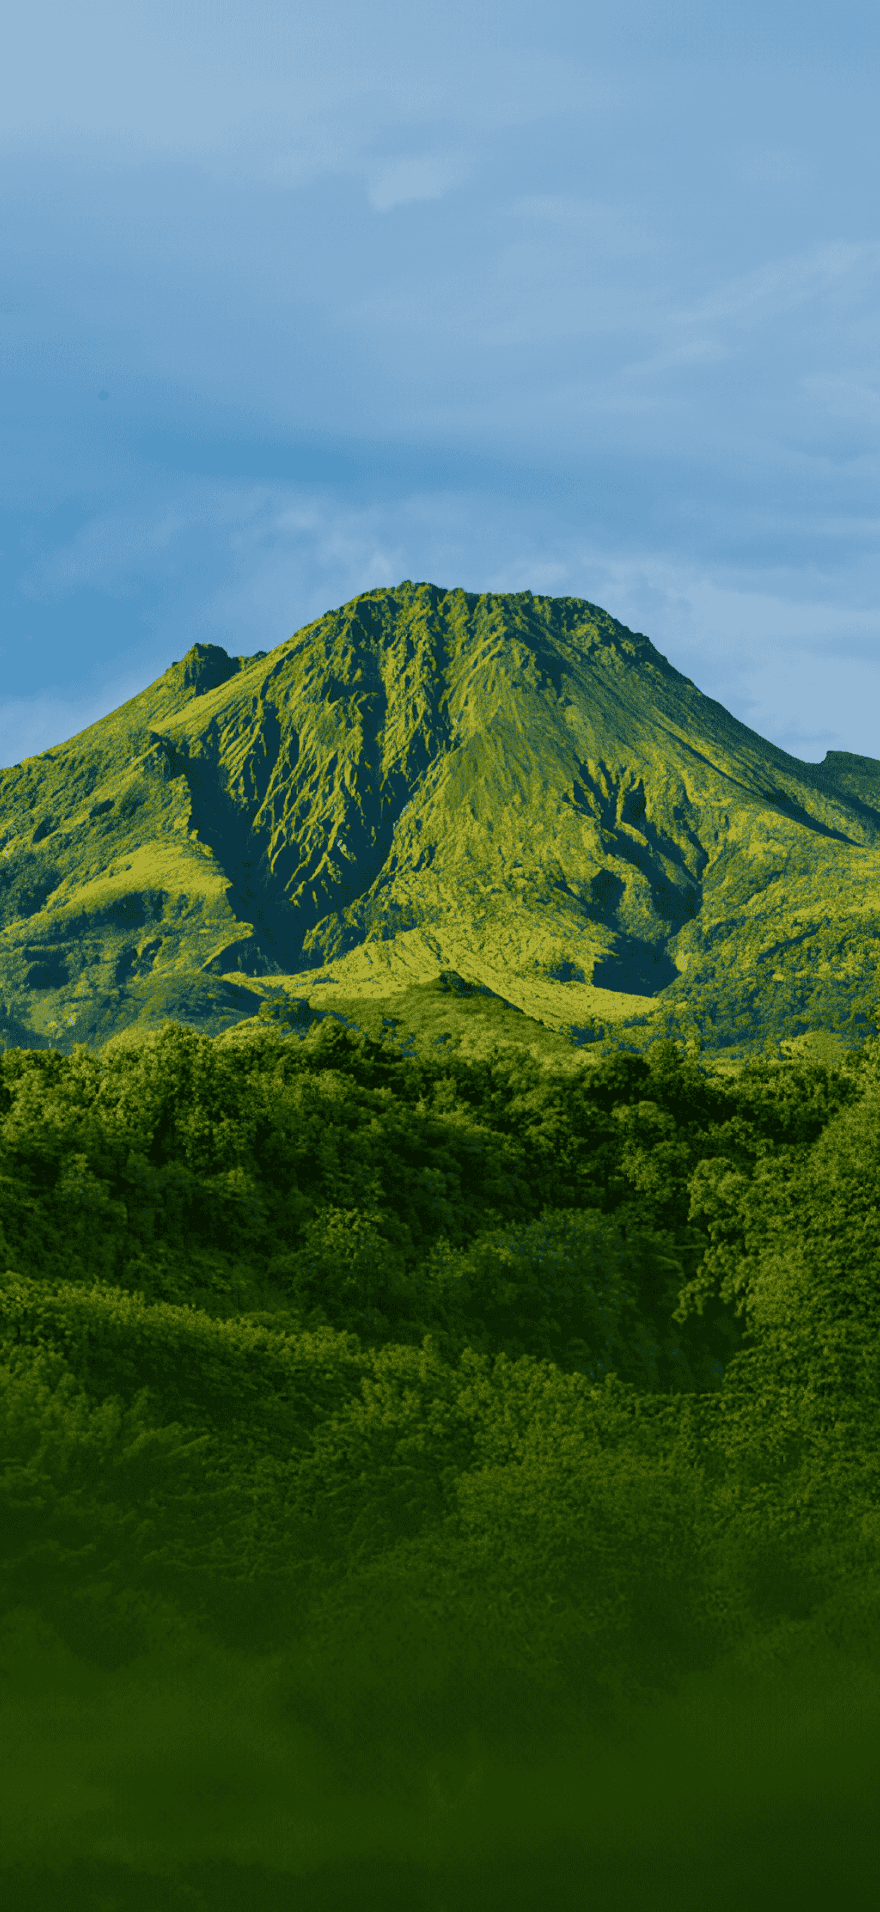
[1,579,879,1057]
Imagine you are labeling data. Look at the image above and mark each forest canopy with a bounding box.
[2,1018,880,1905]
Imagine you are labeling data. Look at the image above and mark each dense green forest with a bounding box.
[2,1014,880,1907]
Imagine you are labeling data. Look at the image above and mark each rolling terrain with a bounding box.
[1,579,879,1057]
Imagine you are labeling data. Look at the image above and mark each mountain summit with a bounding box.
[2,581,880,1055]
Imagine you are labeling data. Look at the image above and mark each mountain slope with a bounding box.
[2,581,879,1056]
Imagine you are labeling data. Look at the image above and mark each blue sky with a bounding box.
[1,0,879,764]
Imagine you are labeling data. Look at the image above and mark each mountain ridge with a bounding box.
[2,580,879,1056]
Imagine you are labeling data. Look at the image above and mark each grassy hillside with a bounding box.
[1,580,880,1058]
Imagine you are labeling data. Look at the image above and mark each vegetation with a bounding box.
[3,580,880,1900]
[3,580,880,1060]
[2,1012,880,1905]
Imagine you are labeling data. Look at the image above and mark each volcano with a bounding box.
[2,581,879,1057]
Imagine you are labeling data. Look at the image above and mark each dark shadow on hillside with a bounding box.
[759,781,861,844]
[173,671,453,973]
[0,851,63,928]
[70,974,264,1050]
[805,751,880,837]
[592,938,679,994]
[174,748,303,973]
[437,969,523,1010]
[656,727,865,846]
[566,768,706,938]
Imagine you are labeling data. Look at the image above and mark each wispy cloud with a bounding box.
[675,243,875,327]
[368,156,459,212]
[5,478,880,764]
[18,502,202,601]
[802,374,880,418]
[2,1,880,771]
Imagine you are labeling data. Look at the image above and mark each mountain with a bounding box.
[2,580,880,1058]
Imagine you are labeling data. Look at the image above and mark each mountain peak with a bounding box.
[175,643,241,695]
[1,582,878,1056]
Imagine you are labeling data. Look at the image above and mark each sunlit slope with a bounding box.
[1,580,879,1053]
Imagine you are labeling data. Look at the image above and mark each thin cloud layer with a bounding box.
[5,478,879,764]
[0,0,878,763]
[369,157,460,212]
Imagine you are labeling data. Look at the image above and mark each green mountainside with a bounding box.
[5,580,880,1903]
[2,579,879,1058]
